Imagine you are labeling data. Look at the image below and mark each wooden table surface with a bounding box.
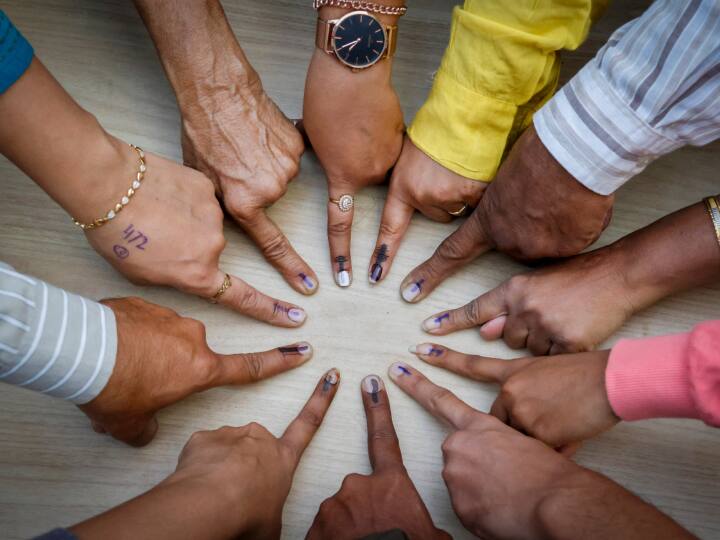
[1,1,718,539]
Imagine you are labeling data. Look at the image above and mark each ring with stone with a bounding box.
[330,194,354,213]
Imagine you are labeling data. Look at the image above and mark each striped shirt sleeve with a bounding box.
[533,0,720,195]
[0,262,117,404]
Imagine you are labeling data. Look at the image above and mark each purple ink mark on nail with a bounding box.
[273,302,289,316]
[322,379,332,392]
[397,365,411,376]
[336,255,348,271]
[370,377,380,403]
[411,279,425,293]
[370,264,383,282]
[279,346,308,355]
[429,347,444,357]
[434,313,450,325]
[113,245,129,259]
[299,273,314,289]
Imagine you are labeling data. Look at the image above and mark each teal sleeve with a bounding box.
[0,9,34,93]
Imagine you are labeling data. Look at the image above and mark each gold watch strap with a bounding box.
[315,17,397,59]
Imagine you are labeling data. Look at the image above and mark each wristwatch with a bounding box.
[315,10,398,70]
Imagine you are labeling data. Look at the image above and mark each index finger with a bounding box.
[235,210,319,295]
[327,183,356,288]
[360,375,403,472]
[281,368,340,464]
[387,362,482,431]
[368,190,414,286]
[399,209,492,304]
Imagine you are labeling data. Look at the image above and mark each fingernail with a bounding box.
[362,375,384,403]
[410,343,434,356]
[279,342,313,359]
[298,273,316,292]
[369,264,383,284]
[422,313,449,332]
[389,362,412,379]
[336,270,351,287]
[401,279,424,302]
[322,368,340,392]
[287,308,306,324]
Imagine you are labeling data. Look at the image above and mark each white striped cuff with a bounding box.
[533,62,683,195]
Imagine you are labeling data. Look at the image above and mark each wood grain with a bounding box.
[1,1,718,539]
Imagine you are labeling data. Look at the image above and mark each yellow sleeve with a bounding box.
[407,0,607,181]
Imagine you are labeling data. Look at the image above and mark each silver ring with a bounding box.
[330,194,354,212]
[447,204,469,217]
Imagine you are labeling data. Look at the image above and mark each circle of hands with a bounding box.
[77,39,631,540]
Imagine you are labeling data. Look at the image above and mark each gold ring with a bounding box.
[330,194,354,212]
[448,204,469,217]
[210,273,232,303]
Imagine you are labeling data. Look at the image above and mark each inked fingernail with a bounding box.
[410,343,433,356]
[369,244,389,284]
[322,368,340,392]
[362,374,384,403]
[279,342,313,359]
[422,313,449,332]
[401,279,424,302]
[335,256,351,288]
[389,362,412,378]
[287,308,307,324]
[298,273,316,291]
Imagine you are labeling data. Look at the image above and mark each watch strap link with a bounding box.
[312,0,407,16]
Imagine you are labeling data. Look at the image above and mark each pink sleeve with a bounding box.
[605,320,720,427]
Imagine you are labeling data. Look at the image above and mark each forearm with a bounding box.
[614,201,720,313]
[69,472,248,540]
[0,58,134,224]
[133,0,259,109]
[538,469,696,540]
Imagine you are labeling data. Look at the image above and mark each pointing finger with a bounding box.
[400,209,492,304]
[235,210,318,295]
[409,343,535,383]
[388,362,481,431]
[211,342,314,387]
[281,368,340,465]
[369,190,414,285]
[208,271,308,328]
[327,184,355,288]
[420,287,507,336]
[361,375,404,472]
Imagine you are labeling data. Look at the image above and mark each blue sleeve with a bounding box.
[0,9,34,93]
[33,529,78,540]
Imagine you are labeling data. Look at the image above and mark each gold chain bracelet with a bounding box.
[703,196,720,249]
[312,0,407,16]
[72,144,146,230]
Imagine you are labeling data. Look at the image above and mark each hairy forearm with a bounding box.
[133,0,258,108]
[0,58,133,223]
[538,469,696,540]
[614,201,720,313]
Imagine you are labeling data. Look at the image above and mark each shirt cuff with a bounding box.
[408,66,515,181]
[533,62,682,195]
[605,332,698,422]
[0,10,34,93]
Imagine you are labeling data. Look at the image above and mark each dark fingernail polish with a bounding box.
[369,264,383,283]
[369,244,389,284]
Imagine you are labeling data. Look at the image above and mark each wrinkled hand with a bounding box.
[369,136,486,287]
[71,370,340,540]
[80,296,314,446]
[304,48,404,288]
[85,146,307,327]
[307,375,450,540]
[410,344,618,447]
[399,126,614,304]
[181,76,318,295]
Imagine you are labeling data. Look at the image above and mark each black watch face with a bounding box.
[332,11,386,68]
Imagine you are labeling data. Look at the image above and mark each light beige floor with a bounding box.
[1,1,719,539]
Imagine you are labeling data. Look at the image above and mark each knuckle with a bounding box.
[237,286,262,311]
[297,408,324,429]
[378,221,401,239]
[436,234,469,262]
[327,219,351,236]
[369,428,398,444]
[242,352,265,382]
[261,232,292,262]
[429,388,455,414]
[462,300,480,324]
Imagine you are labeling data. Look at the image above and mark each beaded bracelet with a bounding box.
[703,196,720,249]
[72,144,146,230]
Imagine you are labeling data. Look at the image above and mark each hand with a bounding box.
[307,375,450,540]
[181,76,318,296]
[399,126,614,304]
[304,45,404,288]
[387,362,692,540]
[369,136,486,288]
[71,370,340,540]
[84,145,308,327]
[409,344,618,447]
[79,296,314,446]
